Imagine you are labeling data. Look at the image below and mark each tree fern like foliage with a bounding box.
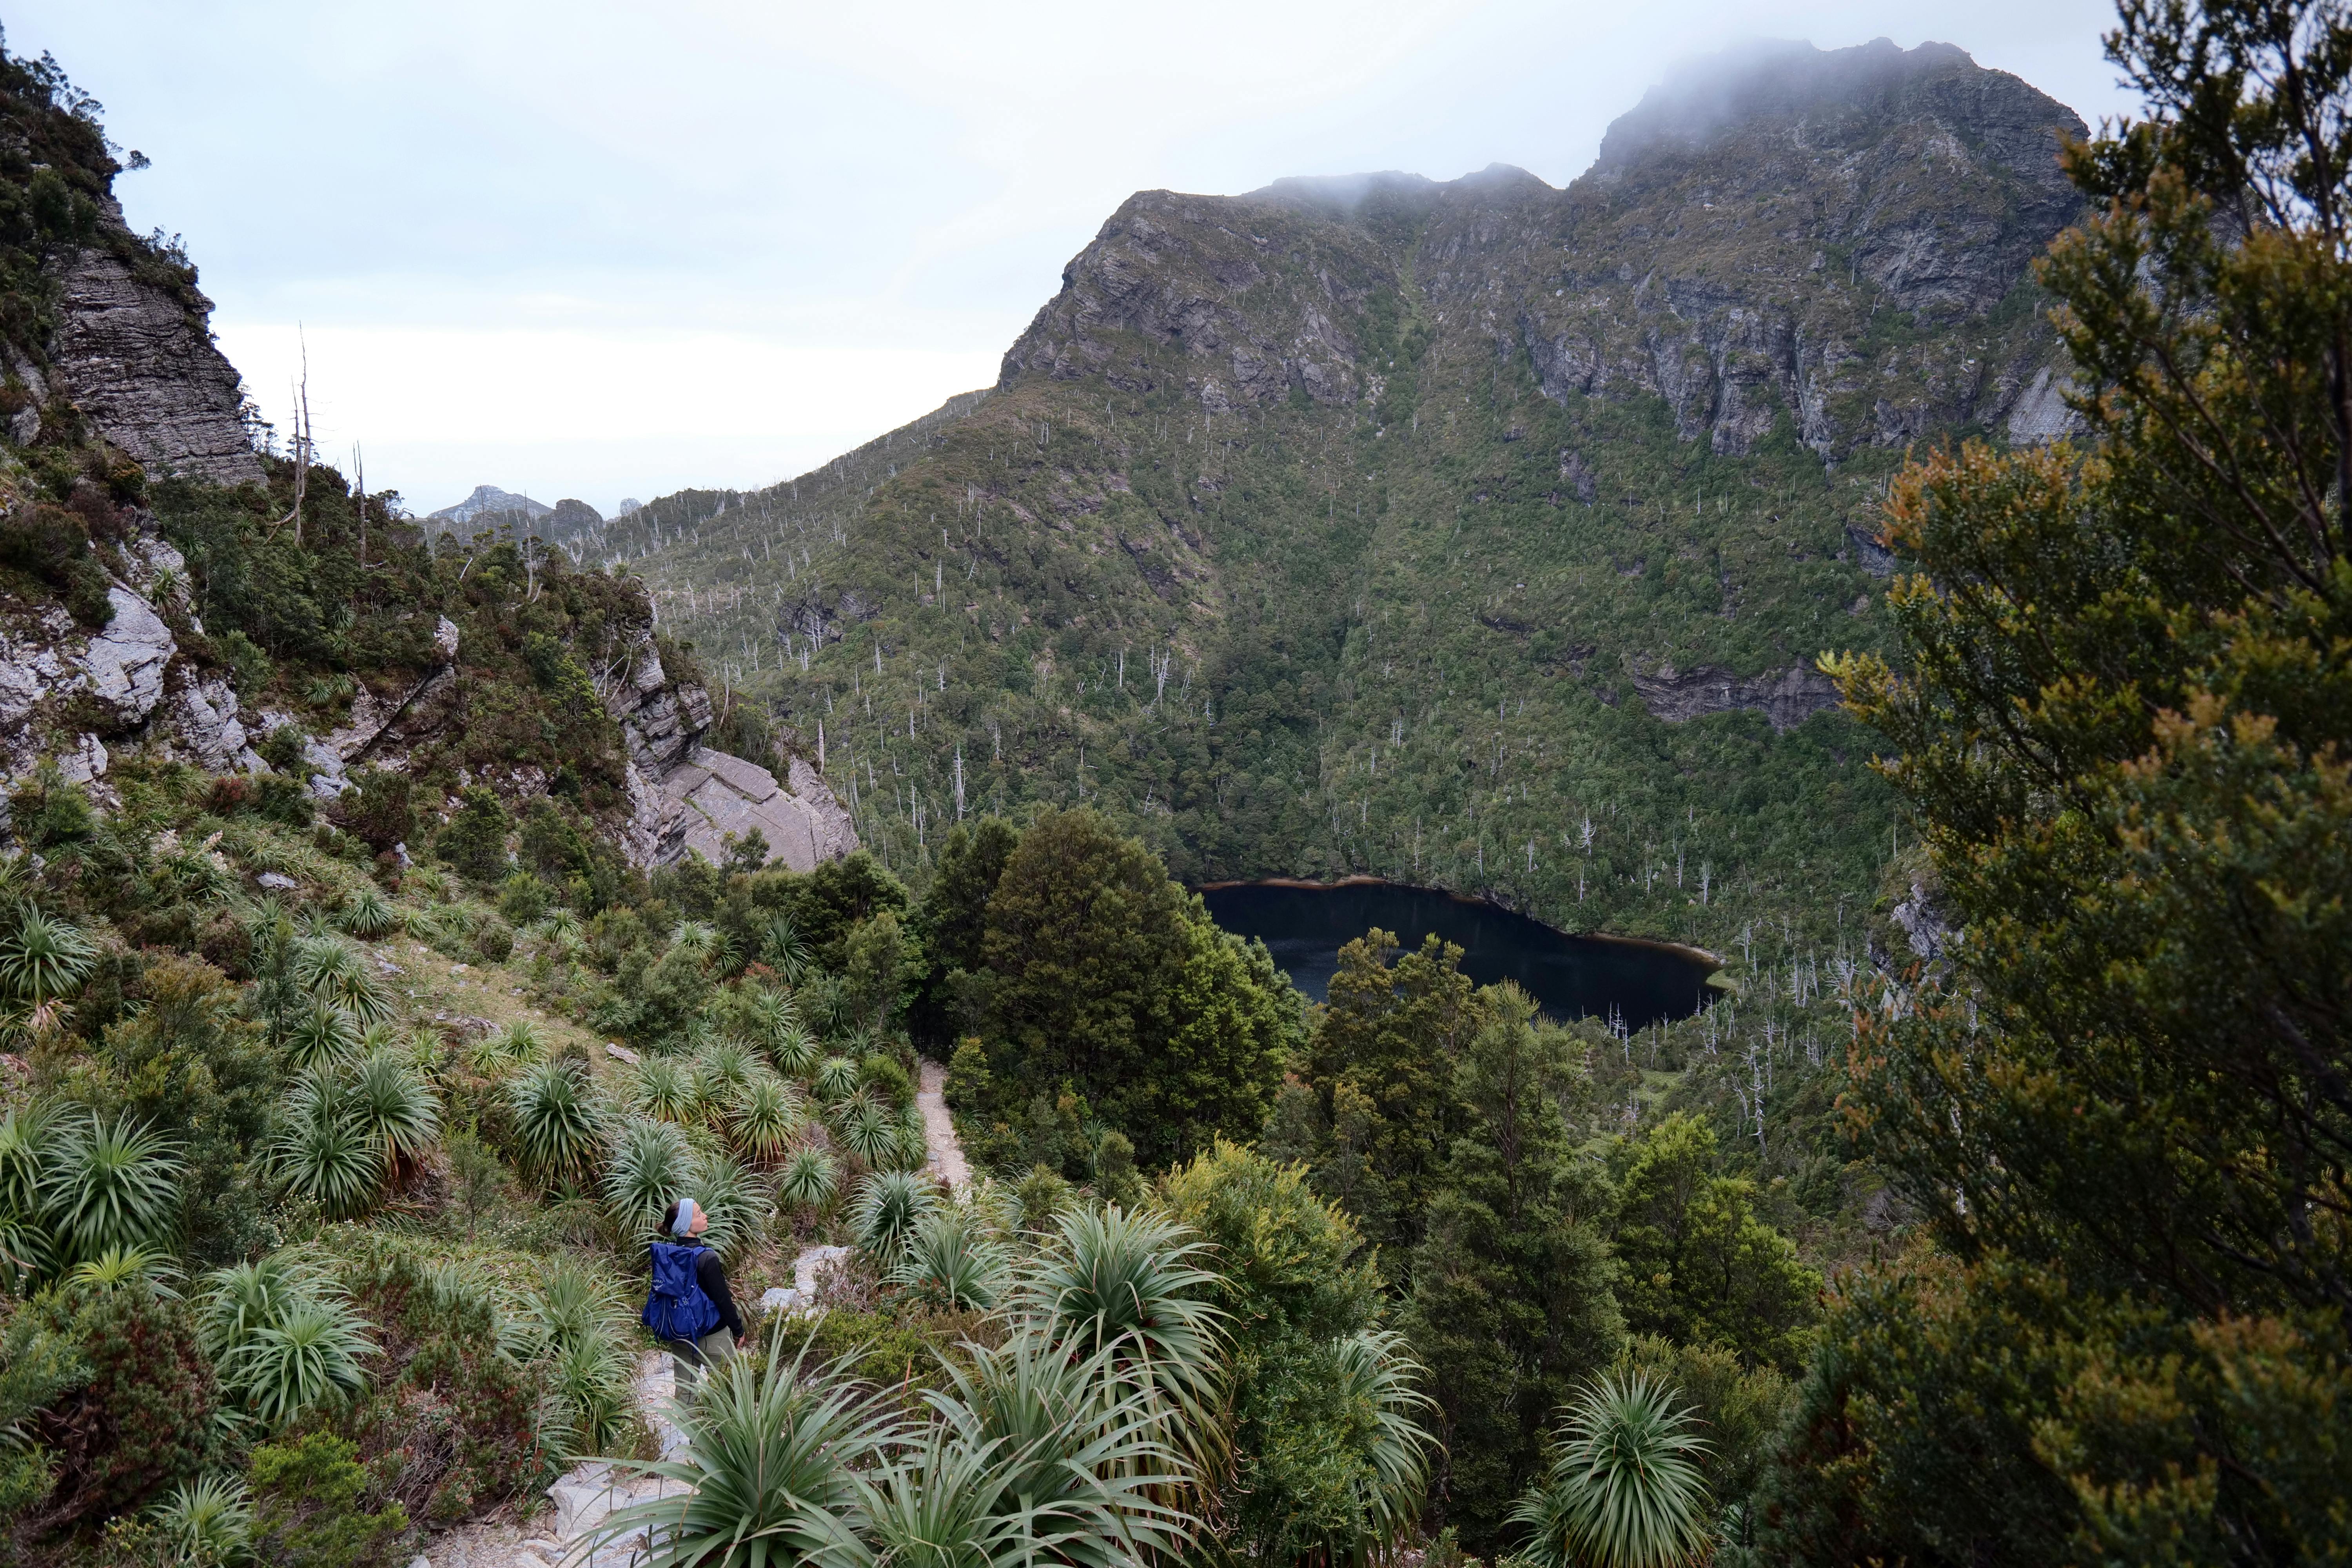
[269,1071,385,1219]
[630,1055,698,1125]
[779,1145,839,1214]
[67,1243,182,1296]
[508,1060,607,1191]
[891,1205,1009,1311]
[200,1254,375,1432]
[44,1111,185,1269]
[282,996,359,1073]
[849,1170,936,1262]
[604,1116,691,1241]
[1509,1373,1712,1568]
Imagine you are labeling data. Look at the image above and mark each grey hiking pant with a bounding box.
[667,1326,735,1395]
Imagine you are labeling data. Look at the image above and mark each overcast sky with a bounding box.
[18,1,2134,517]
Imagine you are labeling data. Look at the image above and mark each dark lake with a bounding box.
[1197,880,1720,1028]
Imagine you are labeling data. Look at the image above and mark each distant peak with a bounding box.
[1251,170,1439,217]
[1594,36,2070,170]
[428,484,553,524]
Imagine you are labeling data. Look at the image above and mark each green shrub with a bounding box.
[494,871,548,928]
[255,726,310,779]
[247,1433,409,1568]
[436,788,511,884]
[25,1279,222,1530]
[470,916,514,965]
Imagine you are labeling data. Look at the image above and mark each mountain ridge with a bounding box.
[595,36,2083,956]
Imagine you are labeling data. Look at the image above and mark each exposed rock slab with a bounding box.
[659,745,859,871]
[50,246,263,485]
[1631,661,1842,731]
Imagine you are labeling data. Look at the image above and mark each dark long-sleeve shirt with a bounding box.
[649,1240,744,1340]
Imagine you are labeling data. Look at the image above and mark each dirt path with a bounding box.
[918,1059,971,1191]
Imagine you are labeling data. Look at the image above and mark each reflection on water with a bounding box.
[1198,880,1718,1029]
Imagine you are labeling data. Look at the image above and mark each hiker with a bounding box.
[641,1198,744,1392]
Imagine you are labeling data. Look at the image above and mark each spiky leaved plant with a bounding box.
[43,1111,185,1270]
[0,906,97,1029]
[733,1072,803,1164]
[759,915,815,985]
[1327,1328,1438,1561]
[1508,1372,1713,1568]
[603,1116,691,1241]
[694,1040,756,1110]
[337,883,399,939]
[282,996,360,1073]
[837,1100,901,1169]
[772,1023,821,1080]
[270,1070,385,1219]
[848,1170,937,1264]
[891,1205,1010,1311]
[922,1327,1198,1561]
[151,1474,254,1566]
[669,920,721,964]
[814,1056,861,1104]
[506,1059,608,1192]
[1013,1205,1228,1465]
[779,1145,840,1215]
[531,1255,637,1457]
[198,1254,334,1361]
[224,1295,375,1429]
[630,1055,698,1125]
[583,1346,892,1567]
[0,1102,58,1285]
[472,1020,544,1074]
[348,1048,441,1182]
[684,1147,758,1259]
[744,986,799,1049]
[294,932,395,1025]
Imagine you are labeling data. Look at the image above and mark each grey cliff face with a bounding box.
[1003,40,2084,463]
[49,230,263,486]
[1630,661,1844,731]
[599,631,858,871]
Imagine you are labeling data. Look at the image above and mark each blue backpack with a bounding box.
[643,1241,722,1343]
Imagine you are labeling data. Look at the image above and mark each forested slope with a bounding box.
[608,37,2085,956]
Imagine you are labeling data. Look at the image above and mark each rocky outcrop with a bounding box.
[599,632,858,871]
[0,523,267,793]
[659,746,859,873]
[1630,661,1843,731]
[1003,40,2083,461]
[49,238,262,486]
